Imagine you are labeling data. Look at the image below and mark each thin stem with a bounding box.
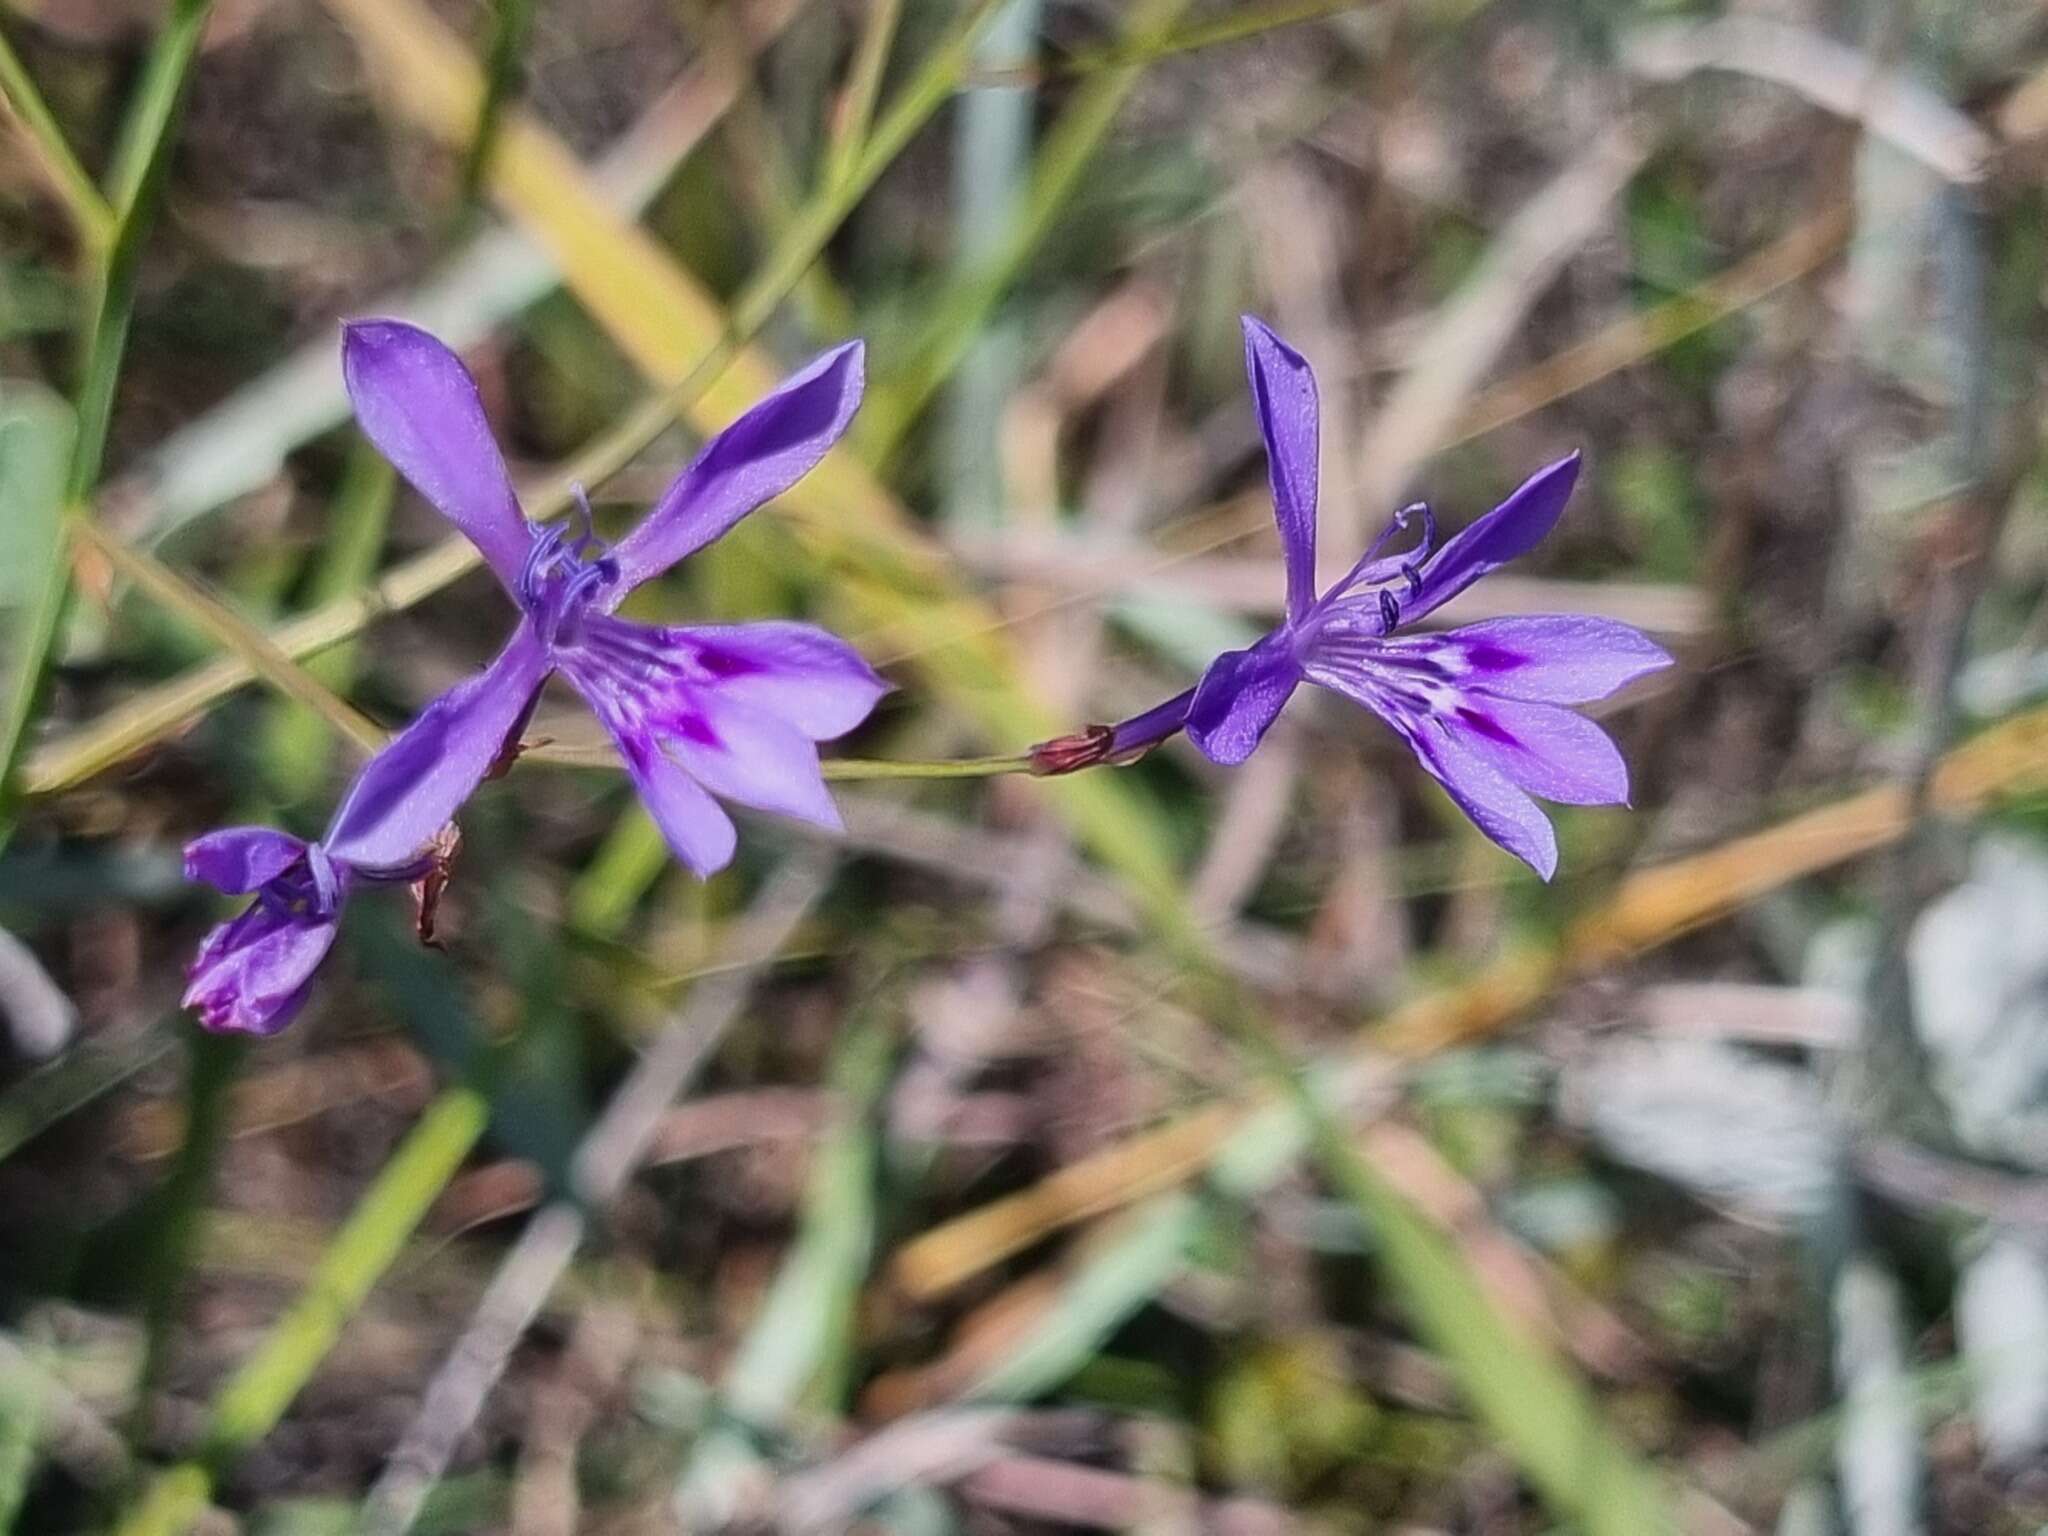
[961,0,1381,88]
[822,753,1032,781]
[72,519,388,757]
[821,0,904,192]
[458,0,535,205]
[520,739,1036,781]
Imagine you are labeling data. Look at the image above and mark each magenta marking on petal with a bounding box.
[1461,640,1524,673]
[692,643,765,680]
[675,713,721,748]
[1455,705,1519,746]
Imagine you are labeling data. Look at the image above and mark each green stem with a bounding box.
[820,752,1034,781]
[857,0,1193,465]
[820,0,904,192]
[113,1088,489,1536]
[458,0,535,206]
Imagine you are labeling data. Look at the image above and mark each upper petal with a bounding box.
[184,827,308,894]
[1367,616,1673,704]
[1186,642,1301,767]
[1242,316,1320,622]
[184,904,341,1036]
[663,621,890,741]
[1405,452,1580,624]
[608,341,865,593]
[324,626,551,869]
[341,319,536,594]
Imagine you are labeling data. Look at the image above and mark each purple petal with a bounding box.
[609,341,865,593]
[1186,642,1301,767]
[1405,718,1559,881]
[1298,637,1561,877]
[653,690,844,832]
[1406,452,1580,624]
[324,626,551,869]
[1376,616,1672,704]
[184,827,307,894]
[342,320,536,593]
[602,720,739,878]
[1242,317,1320,621]
[666,621,890,740]
[183,904,340,1036]
[1435,694,1630,806]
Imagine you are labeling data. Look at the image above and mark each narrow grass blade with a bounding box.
[819,0,903,191]
[0,387,72,828]
[1,0,216,836]
[259,447,396,799]
[679,1007,894,1521]
[0,1345,42,1533]
[459,0,536,203]
[0,26,112,250]
[857,0,1194,464]
[724,1009,893,1425]
[964,1195,1199,1404]
[72,519,386,757]
[112,1088,489,1536]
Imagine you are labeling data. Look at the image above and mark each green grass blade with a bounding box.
[0,0,217,839]
[458,0,536,204]
[0,25,112,250]
[856,0,1194,464]
[259,446,397,800]
[112,1088,489,1536]
[0,387,73,833]
[819,0,904,192]
[1178,954,1676,1536]
[73,519,386,757]
[724,1010,894,1424]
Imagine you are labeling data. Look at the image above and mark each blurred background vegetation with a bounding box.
[4,0,2048,1530]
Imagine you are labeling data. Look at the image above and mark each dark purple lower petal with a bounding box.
[654,690,842,831]
[1436,694,1630,806]
[1404,717,1559,881]
[1186,643,1301,766]
[325,625,551,869]
[603,717,739,877]
[183,904,340,1036]
[184,827,308,894]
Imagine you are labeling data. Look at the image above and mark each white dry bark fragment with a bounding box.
[1621,18,1992,185]
[1352,121,1652,515]
[1956,1234,2048,1464]
[0,925,74,1059]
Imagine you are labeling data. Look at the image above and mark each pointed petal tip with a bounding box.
[1240,313,1308,367]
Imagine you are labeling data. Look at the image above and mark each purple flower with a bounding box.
[181,664,530,1034]
[340,320,889,877]
[1064,317,1672,880]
